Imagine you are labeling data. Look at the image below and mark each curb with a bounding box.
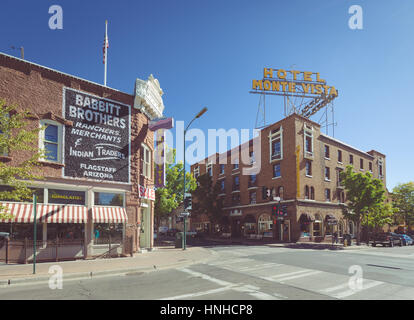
[0,247,216,286]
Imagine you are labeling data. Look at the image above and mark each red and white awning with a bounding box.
[0,203,88,223]
[92,206,128,224]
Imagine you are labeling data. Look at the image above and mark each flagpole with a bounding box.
[104,20,108,87]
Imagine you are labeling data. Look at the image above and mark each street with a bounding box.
[1,244,414,300]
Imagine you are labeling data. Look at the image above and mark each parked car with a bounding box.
[395,234,414,246]
[0,232,9,239]
[371,232,402,247]
[158,226,169,235]
[166,228,180,237]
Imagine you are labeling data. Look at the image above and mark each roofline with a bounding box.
[319,133,375,159]
[0,52,130,96]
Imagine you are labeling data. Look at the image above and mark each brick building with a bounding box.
[0,52,165,262]
[190,113,387,242]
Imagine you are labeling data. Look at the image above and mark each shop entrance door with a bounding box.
[231,219,242,238]
[282,220,291,242]
[139,202,151,249]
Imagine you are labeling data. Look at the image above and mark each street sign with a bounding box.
[180,211,190,217]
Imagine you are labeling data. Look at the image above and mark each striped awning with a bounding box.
[92,206,128,223]
[0,203,88,223]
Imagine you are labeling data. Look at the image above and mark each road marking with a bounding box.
[276,271,322,282]
[270,269,313,279]
[320,283,350,293]
[172,268,286,300]
[238,263,282,272]
[331,280,383,299]
[180,268,233,286]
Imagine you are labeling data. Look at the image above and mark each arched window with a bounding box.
[313,214,322,237]
[258,214,272,235]
[305,186,309,200]
[278,186,284,200]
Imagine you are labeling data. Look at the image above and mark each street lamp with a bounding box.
[182,107,207,250]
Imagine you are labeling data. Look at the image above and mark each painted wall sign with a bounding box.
[138,185,155,201]
[62,88,131,183]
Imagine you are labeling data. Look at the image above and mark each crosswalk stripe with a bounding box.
[331,281,383,299]
[320,283,350,293]
[276,271,322,282]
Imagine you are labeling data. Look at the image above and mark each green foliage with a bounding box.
[154,148,197,222]
[340,165,386,243]
[392,182,414,227]
[0,100,45,219]
[191,173,224,227]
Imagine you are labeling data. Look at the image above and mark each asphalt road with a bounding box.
[1,244,414,300]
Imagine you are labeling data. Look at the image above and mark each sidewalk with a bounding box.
[202,236,370,250]
[0,246,216,286]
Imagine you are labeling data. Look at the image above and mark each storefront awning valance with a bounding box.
[299,213,315,223]
[92,207,128,223]
[0,203,88,223]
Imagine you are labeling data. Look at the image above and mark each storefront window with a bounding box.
[47,223,84,240]
[94,192,124,206]
[93,223,123,244]
[258,214,272,234]
[0,186,44,203]
[0,223,42,240]
[313,214,322,237]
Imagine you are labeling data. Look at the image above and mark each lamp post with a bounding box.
[274,196,281,241]
[183,107,207,250]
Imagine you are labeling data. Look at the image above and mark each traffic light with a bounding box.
[281,205,288,216]
[271,204,278,218]
[184,193,192,211]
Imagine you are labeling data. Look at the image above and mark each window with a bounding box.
[193,166,200,179]
[305,160,312,176]
[369,162,372,172]
[207,161,213,177]
[338,150,342,163]
[325,189,331,202]
[310,187,315,200]
[233,176,240,191]
[304,124,313,158]
[219,164,225,175]
[324,145,330,159]
[0,129,8,156]
[360,158,364,170]
[337,168,343,186]
[305,186,309,200]
[94,192,124,206]
[277,186,284,200]
[220,179,225,193]
[232,193,240,205]
[249,191,256,204]
[269,127,283,161]
[141,144,151,178]
[40,121,62,162]
[249,174,257,187]
[325,167,330,181]
[273,163,281,178]
[233,158,239,170]
[350,154,354,165]
[378,159,384,178]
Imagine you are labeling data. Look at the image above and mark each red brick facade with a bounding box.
[0,53,155,255]
[190,113,387,242]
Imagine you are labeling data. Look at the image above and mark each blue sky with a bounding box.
[1,0,413,191]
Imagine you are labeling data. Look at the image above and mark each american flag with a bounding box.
[103,27,109,64]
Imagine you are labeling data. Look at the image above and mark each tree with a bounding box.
[154,148,197,228]
[0,100,44,219]
[392,182,414,229]
[340,165,386,245]
[191,173,224,232]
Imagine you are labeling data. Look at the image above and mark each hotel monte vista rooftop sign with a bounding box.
[134,74,165,120]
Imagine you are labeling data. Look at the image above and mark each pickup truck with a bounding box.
[371,232,402,247]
